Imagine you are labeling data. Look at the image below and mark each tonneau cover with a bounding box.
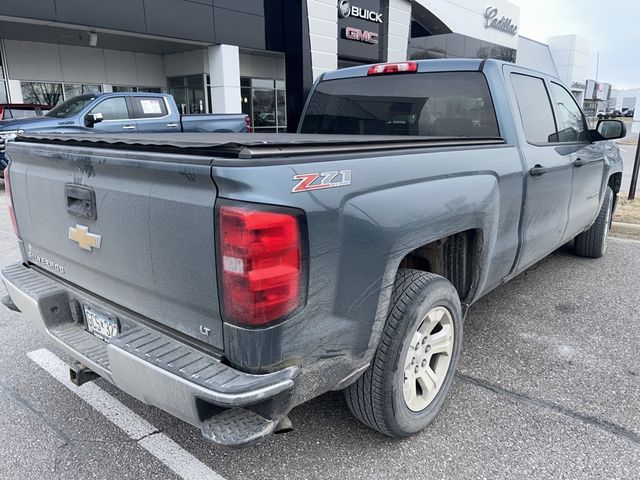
[16,132,505,160]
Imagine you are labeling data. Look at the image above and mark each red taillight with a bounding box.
[218,203,304,327]
[367,62,418,75]
[244,115,252,133]
[4,164,19,238]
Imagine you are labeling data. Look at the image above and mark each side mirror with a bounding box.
[596,119,626,140]
[85,112,103,127]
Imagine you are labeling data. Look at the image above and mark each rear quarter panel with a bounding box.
[212,144,523,403]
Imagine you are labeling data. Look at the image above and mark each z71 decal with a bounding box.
[292,170,352,193]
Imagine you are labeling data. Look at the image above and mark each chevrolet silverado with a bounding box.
[1,59,626,447]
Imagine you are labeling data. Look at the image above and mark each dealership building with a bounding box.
[0,0,587,131]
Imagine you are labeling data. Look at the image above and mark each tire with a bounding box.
[574,187,614,258]
[344,269,463,437]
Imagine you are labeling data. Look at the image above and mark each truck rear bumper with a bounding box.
[1,262,299,447]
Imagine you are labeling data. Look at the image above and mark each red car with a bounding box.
[0,103,52,120]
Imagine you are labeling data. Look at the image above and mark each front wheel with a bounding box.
[344,270,463,437]
[574,187,614,258]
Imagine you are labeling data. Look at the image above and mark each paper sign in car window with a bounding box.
[140,99,163,115]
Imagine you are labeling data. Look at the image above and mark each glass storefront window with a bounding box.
[64,84,102,99]
[168,75,205,114]
[241,87,251,118]
[0,82,7,103]
[112,86,162,93]
[113,86,138,93]
[276,90,286,128]
[21,82,64,105]
[252,89,276,128]
[241,77,287,132]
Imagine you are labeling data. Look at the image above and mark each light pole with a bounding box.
[628,131,640,200]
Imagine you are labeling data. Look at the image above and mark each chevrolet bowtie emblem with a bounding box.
[69,225,102,251]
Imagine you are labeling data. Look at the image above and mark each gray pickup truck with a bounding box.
[1,59,625,448]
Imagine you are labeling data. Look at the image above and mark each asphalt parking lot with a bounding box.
[0,186,639,480]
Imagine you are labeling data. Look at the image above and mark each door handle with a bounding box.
[65,184,97,221]
[529,164,549,177]
[122,125,136,130]
[166,123,179,128]
[573,158,603,167]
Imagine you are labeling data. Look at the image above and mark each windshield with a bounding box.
[46,95,96,118]
[300,71,500,137]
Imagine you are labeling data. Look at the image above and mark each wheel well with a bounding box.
[398,229,482,303]
[608,173,622,194]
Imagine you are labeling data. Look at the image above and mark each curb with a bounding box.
[611,221,640,239]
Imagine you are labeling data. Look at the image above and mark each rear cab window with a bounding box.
[300,71,500,137]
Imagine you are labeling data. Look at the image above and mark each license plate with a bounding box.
[84,305,120,341]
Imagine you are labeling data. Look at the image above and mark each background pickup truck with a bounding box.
[1,59,626,448]
[0,92,249,175]
[0,103,52,120]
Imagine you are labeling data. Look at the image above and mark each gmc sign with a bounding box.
[343,26,379,44]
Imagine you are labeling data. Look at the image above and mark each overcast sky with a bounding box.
[510,0,640,89]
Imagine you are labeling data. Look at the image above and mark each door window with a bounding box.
[550,83,588,142]
[510,74,557,144]
[89,97,129,121]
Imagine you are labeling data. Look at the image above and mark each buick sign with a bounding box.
[338,1,383,23]
[339,0,351,18]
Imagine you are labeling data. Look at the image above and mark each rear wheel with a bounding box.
[344,269,462,437]
[574,187,613,258]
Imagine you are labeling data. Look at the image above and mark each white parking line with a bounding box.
[27,348,226,480]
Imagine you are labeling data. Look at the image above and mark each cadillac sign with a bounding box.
[483,7,518,36]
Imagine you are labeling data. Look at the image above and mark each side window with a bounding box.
[8,108,38,119]
[89,97,129,121]
[550,83,588,142]
[133,97,168,119]
[510,73,557,144]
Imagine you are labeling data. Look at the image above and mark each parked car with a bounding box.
[1,59,625,448]
[0,92,249,176]
[597,110,609,119]
[0,103,52,120]
[624,109,635,117]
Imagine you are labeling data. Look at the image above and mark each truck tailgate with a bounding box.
[6,141,223,349]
